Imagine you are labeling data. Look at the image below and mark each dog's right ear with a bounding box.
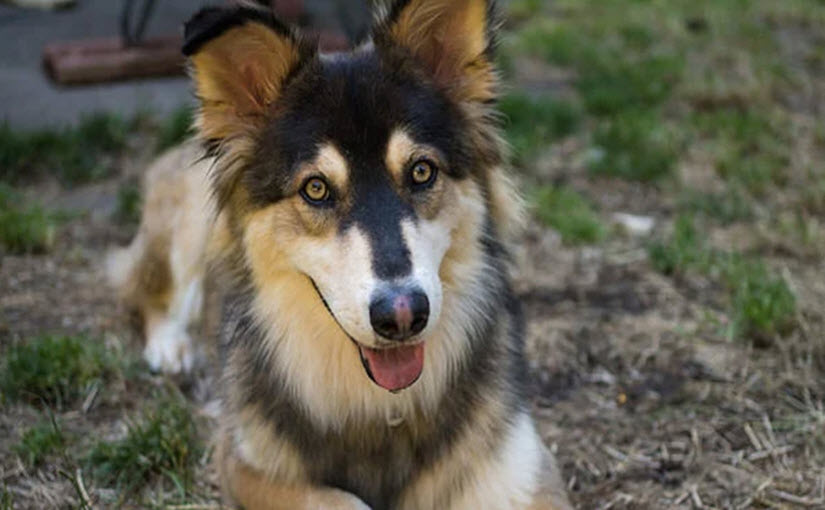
[182,6,314,144]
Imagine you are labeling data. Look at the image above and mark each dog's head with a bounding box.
[184,0,521,394]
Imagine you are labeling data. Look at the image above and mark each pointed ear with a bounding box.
[374,0,498,103]
[182,6,314,143]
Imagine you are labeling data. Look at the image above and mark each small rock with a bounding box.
[612,213,655,236]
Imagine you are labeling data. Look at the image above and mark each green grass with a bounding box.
[0,335,115,408]
[726,258,796,341]
[86,391,202,496]
[532,186,605,244]
[578,53,683,117]
[649,216,796,342]
[0,184,55,254]
[0,485,12,510]
[114,179,142,225]
[499,93,582,162]
[515,6,683,116]
[589,111,677,182]
[691,109,790,195]
[14,415,65,467]
[155,106,194,154]
[679,188,753,225]
[0,113,131,185]
[648,215,711,276]
[508,0,543,21]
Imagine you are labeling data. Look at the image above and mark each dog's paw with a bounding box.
[144,321,196,374]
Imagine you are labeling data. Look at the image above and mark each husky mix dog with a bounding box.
[108,1,573,508]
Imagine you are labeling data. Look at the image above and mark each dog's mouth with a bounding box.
[358,343,425,393]
[309,277,425,392]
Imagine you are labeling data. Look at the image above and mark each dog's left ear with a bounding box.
[374,0,498,103]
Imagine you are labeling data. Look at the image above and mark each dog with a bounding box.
[108,1,573,508]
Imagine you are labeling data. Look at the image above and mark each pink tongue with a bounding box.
[360,344,425,392]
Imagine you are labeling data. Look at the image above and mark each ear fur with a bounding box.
[183,5,315,143]
[373,0,499,103]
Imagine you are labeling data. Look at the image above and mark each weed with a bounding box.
[726,258,796,341]
[14,415,65,467]
[0,113,131,185]
[589,112,677,182]
[508,0,543,22]
[578,54,683,116]
[518,22,592,67]
[648,215,709,275]
[532,186,605,245]
[692,109,790,195]
[114,179,142,225]
[0,184,55,254]
[0,335,115,408]
[0,485,12,510]
[649,216,796,341]
[499,93,582,162]
[87,390,202,496]
[155,106,194,154]
[679,188,753,224]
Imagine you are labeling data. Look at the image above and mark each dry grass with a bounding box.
[2,0,825,508]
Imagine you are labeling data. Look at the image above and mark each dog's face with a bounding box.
[185,0,516,393]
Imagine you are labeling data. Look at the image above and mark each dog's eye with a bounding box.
[409,160,438,188]
[302,177,331,204]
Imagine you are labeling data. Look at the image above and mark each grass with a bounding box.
[0,486,11,510]
[155,106,194,154]
[649,216,796,342]
[578,53,683,117]
[14,415,65,467]
[589,111,677,182]
[86,391,202,497]
[0,184,55,254]
[532,186,605,245]
[0,113,131,186]
[114,178,142,225]
[0,335,115,409]
[679,188,753,225]
[499,93,582,162]
[726,258,796,341]
[692,109,790,195]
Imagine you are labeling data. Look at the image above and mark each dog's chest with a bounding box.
[302,417,436,510]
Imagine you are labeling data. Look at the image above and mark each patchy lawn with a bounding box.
[2,0,825,508]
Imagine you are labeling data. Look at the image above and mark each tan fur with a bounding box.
[384,0,497,103]
[217,434,370,510]
[191,23,301,140]
[107,142,215,372]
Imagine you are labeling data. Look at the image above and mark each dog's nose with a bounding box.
[369,287,429,341]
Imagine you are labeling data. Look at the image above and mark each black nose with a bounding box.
[369,287,429,341]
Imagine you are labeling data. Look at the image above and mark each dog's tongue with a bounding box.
[359,344,425,392]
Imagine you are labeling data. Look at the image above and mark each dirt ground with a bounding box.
[3,1,825,509]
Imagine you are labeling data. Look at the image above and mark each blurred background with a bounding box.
[1,0,825,508]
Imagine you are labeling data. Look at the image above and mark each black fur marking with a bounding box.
[343,173,415,280]
[182,5,295,56]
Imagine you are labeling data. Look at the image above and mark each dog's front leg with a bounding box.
[526,449,573,510]
[222,451,371,510]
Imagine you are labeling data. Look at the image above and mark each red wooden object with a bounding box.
[43,36,184,85]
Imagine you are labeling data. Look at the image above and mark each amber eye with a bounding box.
[302,177,331,204]
[410,160,437,188]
